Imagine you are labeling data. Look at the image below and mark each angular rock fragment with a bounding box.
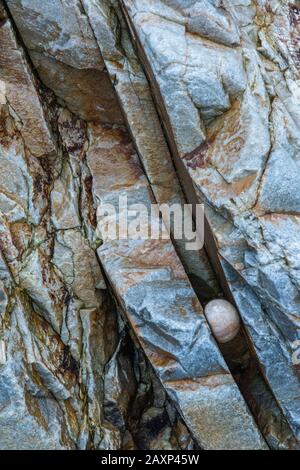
[6,0,124,124]
[0,2,55,157]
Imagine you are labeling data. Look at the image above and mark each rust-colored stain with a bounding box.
[84,175,97,227]
[179,305,189,317]
[258,212,298,225]
[107,238,186,280]
[191,296,204,315]
[0,108,18,148]
[289,4,300,68]
[148,347,177,369]
[24,390,49,431]
[9,221,32,253]
[183,141,210,170]
[231,173,257,196]
[289,4,300,27]
[88,123,145,192]
[165,373,232,392]
[293,363,300,379]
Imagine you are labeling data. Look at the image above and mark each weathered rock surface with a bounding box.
[0,0,299,450]
[120,0,300,445]
[0,4,55,157]
[6,0,123,124]
[87,122,266,449]
[80,0,220,301]
[0,0,200,450]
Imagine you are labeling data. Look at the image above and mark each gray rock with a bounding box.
[2,0,299,451]
[121,0,300,445]
[88,122,266,449]
[6,0,124,123]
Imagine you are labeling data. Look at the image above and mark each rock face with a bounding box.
[120,0,300,445]
[0,0,299,450]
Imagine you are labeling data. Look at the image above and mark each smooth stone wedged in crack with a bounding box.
[204,299,240,344]
[0,0,209,448]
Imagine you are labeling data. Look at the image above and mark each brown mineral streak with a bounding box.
[183,141,210,169]
[289,3,300,68]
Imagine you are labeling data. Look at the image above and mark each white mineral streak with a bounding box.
[0,340,6,364]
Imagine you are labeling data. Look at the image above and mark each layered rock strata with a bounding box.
[0,0,299,450]
[120,0,300,445]
[0,0,198,449]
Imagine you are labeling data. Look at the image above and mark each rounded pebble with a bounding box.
[204,299,241,344]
